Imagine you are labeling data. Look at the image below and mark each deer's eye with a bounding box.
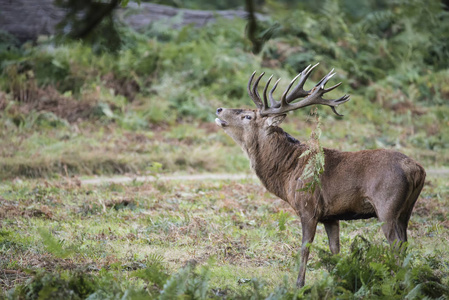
[245,115,252,120]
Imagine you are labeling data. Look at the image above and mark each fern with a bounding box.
[187,261,212,300]
[159,263,194,300]
[311,235,449,298]
[299,111,325,194]
[157,259,213,300]
[38,227,75,259]
[276,210,290,231]
[133,253,169,289]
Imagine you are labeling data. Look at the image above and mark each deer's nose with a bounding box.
[216,108,223,114]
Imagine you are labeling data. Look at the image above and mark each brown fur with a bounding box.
[216,108,426,287]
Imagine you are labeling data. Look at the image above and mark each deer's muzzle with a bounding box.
[215,118,228,127]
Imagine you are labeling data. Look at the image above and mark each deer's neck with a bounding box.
[245,127,308,201]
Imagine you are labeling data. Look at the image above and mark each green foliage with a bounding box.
[132,254,169,289]
[299,113,325,194]
[159,263,193,299]
[275,210,291,231]
[0,229,15,249]
[2,0,449,125]
[7,239,447,299]
[8,271,97,300]
[312,236,449,299]
[221,237,449,299]
[5,258,214,299]
[263,0,449,104]
[38,228,75,259]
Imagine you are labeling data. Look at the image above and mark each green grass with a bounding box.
[0,121,254,179]
[1,174,448,298]
[0,110,447,180]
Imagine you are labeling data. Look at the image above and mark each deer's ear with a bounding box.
[265,114,286,127]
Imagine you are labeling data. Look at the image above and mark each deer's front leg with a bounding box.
[323,220,340,254]
[296,218,318,288]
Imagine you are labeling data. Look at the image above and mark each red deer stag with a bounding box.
[215,63,426,287]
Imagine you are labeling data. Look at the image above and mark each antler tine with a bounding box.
[281,73,302,106]
[247,71,264,109]
[315,68,335,89]
[247,71,256,96]
[253,72,265,107]
[336,94,350,103]
[269,78,281,108]
[247,71,256,104]
[329,94,350,116]
[323,81,342,93]
[262,75,274,109]
[285,63,320,103]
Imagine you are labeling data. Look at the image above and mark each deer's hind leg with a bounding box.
[377,192,411,245]
[377,201,408,245]
[323,220,340,254]
[379,220,407,245]
[378,177,424,245]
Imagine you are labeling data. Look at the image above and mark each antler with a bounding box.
[247,63,350,116]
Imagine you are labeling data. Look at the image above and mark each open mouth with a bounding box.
[215,118,228,127]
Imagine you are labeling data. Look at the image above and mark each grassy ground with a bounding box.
[1,2,449,297]
[1,109,448,180]
[1,172,448,298]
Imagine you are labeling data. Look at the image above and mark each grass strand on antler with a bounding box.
[299,108,325,194]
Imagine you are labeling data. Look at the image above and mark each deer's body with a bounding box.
[247,121,425,233]
[215,65,426,287]
[249,125,424,224]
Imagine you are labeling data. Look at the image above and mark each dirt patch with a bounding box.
[177,216,212,236]
[105,198,135,210]
[0,269,30,291]
[414,194,447,219]
[102,73,140,101]
[199,122,220,133]
[123,132,151,144]
[33,97,95,123]
[0,249,80,291]
[0,201,53,220]
[6,85,96,123]
[389,100,426,116]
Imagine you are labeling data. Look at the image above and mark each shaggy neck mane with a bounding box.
[246,126,308,201]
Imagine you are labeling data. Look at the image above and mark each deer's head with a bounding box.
[215,63,350,147]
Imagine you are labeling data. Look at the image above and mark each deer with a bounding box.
[214,63,426,287]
